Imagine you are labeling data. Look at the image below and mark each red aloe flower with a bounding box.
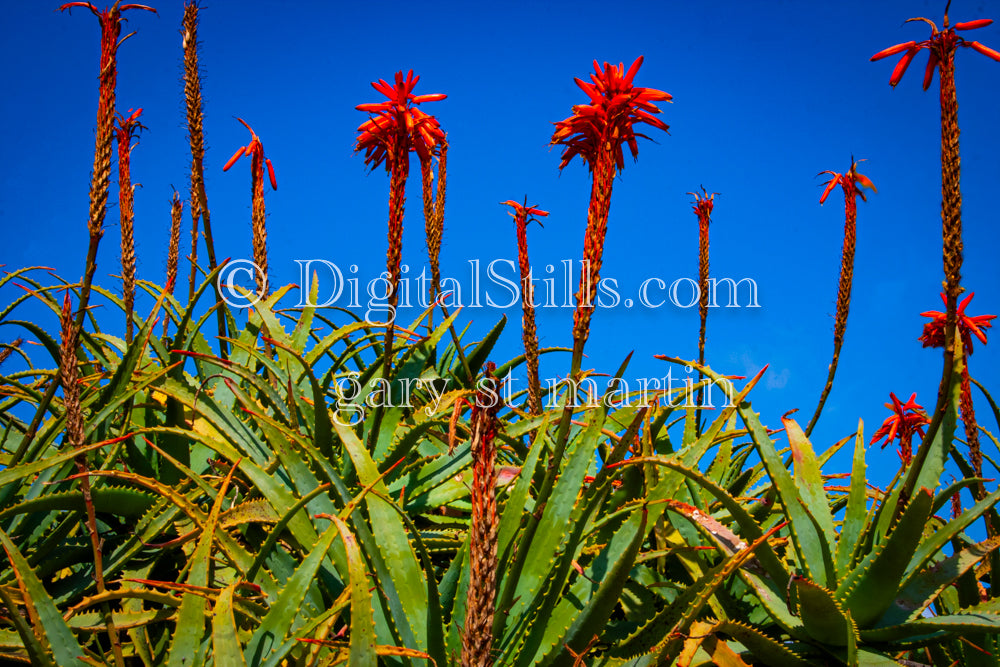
[223,118,276,298]
[114,107,144,343]
[502,198,549,415]
[871,16,999,90]
[355,70,445,379]
[920,291,995,480]
[919,291,995,355]
[870,392,931,466]
[806,160,876,436]
[551,56,672,172]
[355,70,446,169]
[550,56,671,377]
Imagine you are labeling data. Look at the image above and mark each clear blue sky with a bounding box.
[2,0,999,481]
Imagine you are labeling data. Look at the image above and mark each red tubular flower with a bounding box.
[551,56,672,172]
[550,56,671,376]
[919,292,995,355]
[223,118,277,190]
[871,392,931,465]
[355,70,446,169]
[224,118,276,297]
[871,16,997,90]
[920,291,994,480]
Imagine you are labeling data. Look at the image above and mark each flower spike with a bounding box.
[550,56,671,172]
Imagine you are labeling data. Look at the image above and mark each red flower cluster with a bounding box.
[689,187,716,220]
[818,160,876,204]
[871,17,1000,89]
[222,118,277,190]
[500,199,549,225]
[870,392,931,464]
[355,70,446,169]
[919,292,995,355]
[551,56,672,172]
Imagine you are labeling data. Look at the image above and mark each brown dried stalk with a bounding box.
[0,338,23,367]
[422,139,448,301]
[183,2,225,358]
[165,191,182,336]
[502,198,549,415]
[806,160,875,437]
[59,292,124,666]
[461,364,501,667]
[959,364,982,477]
[114,108,143,343]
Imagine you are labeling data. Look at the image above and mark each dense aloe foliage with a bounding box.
[3,2,1000,666]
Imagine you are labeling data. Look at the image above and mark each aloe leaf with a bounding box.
[0,486,156,520]
[834,420,868,577]
[783,415,837,552]
[332,420,429,651]
[553,507,648,665]
[793,577,854,647]
[860,613,1000,643]
[609,524,782,660]
[0,527,88,666]
[211,584,248,667]
[840,487,934,628]
[0,577,54,666]
[327,515,377,667]
[713,620,812,666]
[496,417,546,568]
[881,536,1000,628]
[500,402,609,645]
[244,524,340,666]
[903,487,1000,584]
[453,315,505,387]
[740,401,831,587]
[167,462,239,667]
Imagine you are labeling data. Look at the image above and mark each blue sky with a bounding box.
[2,0,999,481]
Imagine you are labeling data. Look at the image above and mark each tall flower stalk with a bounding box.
[871,7,999,417]
[182,1,227,357]
[461,363,501,667]
[689,187,716,427]
[502,198,548,415]
[114,107,143,343]
[223,118,277,299]
[422,137,448,303]
[919,292,995,481]
[355,70,445,380]
[550,56,671,379]
[8,1,157,465]
[805,160,875,436]
[165,190,182,336]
